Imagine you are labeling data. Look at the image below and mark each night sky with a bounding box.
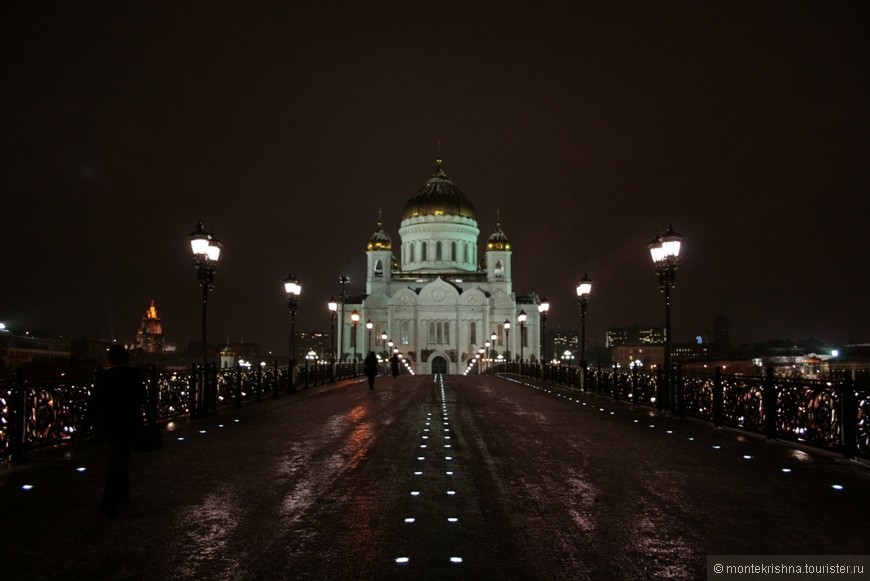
[4,2,869,354]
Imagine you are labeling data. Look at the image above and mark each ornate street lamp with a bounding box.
[576,274,592,387]
[649,226,683,413]
[490,332,498,363]
[189,222,222,416]
[350,309,360,363]
[284,274,302,388]
[518,310,527,366]
[328,297,338,380]
[366,319,373,355]
[338,275,350,361]
[538,298,550,361]
[328,297,338,361]
[381,331,388,373]
[504,319,511,362]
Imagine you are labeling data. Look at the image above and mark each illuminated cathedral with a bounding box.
[339,159,545,374]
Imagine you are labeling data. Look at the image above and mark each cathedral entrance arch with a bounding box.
[431,356,448,375]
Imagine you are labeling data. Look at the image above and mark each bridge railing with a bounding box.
[493,361,868,459]
[0,361,362,462]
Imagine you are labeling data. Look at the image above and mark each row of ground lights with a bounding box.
[395,374,463,567]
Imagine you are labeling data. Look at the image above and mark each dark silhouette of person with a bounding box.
[390,353,400,378]
[84,345,146,517]
[363,351,378,389]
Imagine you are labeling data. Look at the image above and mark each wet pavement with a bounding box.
[2,373,869,580]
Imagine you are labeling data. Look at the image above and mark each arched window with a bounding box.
[470,321,477,344]
[436,241,442,261]
[494,260,504,278]
[451,241,457,261]
[422,242,428,261]
[410,243,415,263]
[374,259,384,277]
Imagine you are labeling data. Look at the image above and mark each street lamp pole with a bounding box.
[328,297,338,380]
[328,298,338,360]
[518,310,527,371]
[504,319,511,364]
[338,275,350,362]
[350,310,360,367]
[284,274,301,390]
[576,274,592,388]
[366,319,373,356]
[538,298,550,362]
[649,226,683,413]
[189,223,222,417]
[381,331,388,374]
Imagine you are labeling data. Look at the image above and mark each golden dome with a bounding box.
[401,161,476,221]
[367,222,392,251]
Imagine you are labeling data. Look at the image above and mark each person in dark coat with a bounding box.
[84,345,146,516]
[390,353,400,378]
[363,351,378,389]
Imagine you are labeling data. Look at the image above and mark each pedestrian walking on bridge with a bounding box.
[364,351,378,389]
[83,345,147,517]
[390,353,400,378]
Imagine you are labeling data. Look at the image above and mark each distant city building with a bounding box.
[136,300,165,354]
[340,159,546,374]
[187,341,259,364]
[0,328,70,378]
[606,324,665,347]
[298,331,332,360]
[552,331,579,359]
[612,344,663,369]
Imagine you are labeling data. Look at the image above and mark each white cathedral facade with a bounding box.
[339,160,546,375]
